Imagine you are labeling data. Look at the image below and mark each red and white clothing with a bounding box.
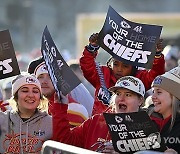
[80,48,165,115]
[52,103,111,151]
[48,93,88,127]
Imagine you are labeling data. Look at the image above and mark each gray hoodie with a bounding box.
[0,110,52,153]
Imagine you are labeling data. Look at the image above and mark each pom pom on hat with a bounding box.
[152,65,180,100]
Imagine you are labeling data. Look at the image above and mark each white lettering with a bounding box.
[108,124,127,132]
[118,132,128,139]
[126,39,143,49]
[113,31,123,41]
[121,47,135,60]
[117,140,135,152]
[108,17,128,38]
[0,58,13,74]
[103,34,151,64]
[138,51,151,63]
[129,130,146,138]
[117,138,152,152]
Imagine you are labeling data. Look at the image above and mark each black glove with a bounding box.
[155,39,163,58]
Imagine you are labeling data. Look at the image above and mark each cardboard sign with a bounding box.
[41,26,81,99]
[98,6,163,68]
[0,30,20,79]
[103,111,166,154]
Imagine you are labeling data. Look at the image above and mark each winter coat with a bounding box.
[52,103,111,152]
[0,110,52,153]
[80,48,165,115]
[151,114,180,153]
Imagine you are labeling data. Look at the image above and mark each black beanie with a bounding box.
[27,56,44,74]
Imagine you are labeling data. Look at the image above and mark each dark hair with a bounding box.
[27,56,44,74]
[106,57,138,76]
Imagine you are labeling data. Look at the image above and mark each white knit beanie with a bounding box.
[12,73,42,96]
[152,65,180,100]
[34,62,48,78]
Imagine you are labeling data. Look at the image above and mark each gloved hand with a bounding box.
[101,141,118,154]
[164,148,178,154]
[155,38,163,58]
[86,33,100,52]
[54,92,69,104]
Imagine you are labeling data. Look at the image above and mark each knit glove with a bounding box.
[86,33,100,53]
[155,39,163,58]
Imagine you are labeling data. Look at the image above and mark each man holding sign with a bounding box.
[52,76,168,153]
[80,6,165,115]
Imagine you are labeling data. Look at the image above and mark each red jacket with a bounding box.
[80,48,165,115]
[52,103,111,151]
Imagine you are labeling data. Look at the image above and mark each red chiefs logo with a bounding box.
[26,77,37,83]
[3,132,44,153]
[120,81,130,87]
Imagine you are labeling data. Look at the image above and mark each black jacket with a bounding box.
[160,113,180,153]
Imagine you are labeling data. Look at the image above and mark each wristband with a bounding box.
[86,44,100,53]
[155,52,162,58]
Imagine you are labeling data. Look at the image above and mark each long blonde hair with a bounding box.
[169,97,180,131]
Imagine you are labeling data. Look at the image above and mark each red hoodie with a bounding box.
[80,48,165,115]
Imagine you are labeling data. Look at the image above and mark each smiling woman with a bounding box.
[150,65,180,153]
[0,72,52,153]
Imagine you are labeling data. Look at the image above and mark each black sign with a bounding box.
[103,111,166,154]
[98,6,162,68]
[0,30,20,79]
[41,26,81,100]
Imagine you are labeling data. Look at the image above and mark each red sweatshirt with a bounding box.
[52,103,111,151]
[80,48,165,115]
[150,115,172,132]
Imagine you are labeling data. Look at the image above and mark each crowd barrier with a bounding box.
[41,140,100,154]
